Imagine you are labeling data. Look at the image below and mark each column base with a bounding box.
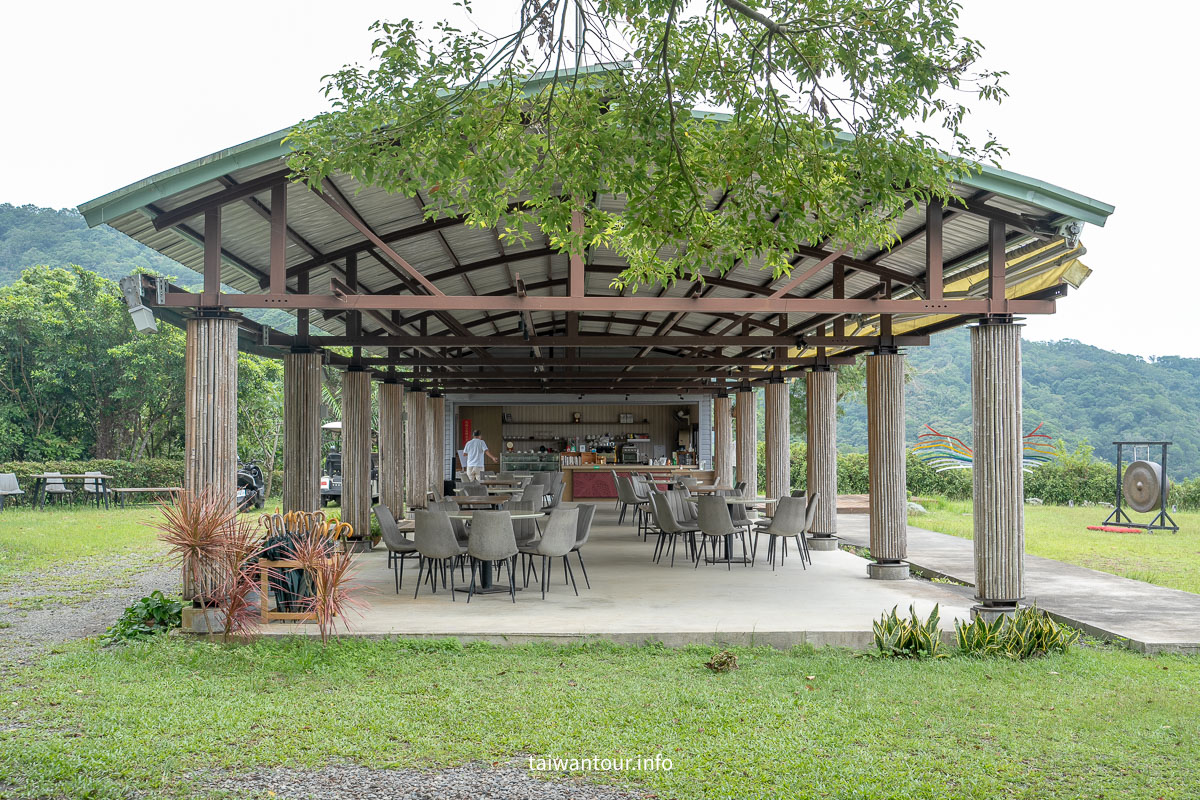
[866,561,910,580]
[807,535,840,552]
[970,603,1020,623]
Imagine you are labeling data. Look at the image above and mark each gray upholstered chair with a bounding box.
[42,472,73,507]
[570,504,597,588]
[82,471,111,509]
[544,478,565,510]
[517,507,580,599]
[615,476,648,533]
[0,473,24,510]
[695,495,747,570]
[413,508,467,600]
[466,510,520,602]
[374,504,418,592]
[752,496,809,571]
[461,483,488,496]
[650,492,698,567]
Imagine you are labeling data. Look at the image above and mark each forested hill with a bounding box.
[0,204,203,286]
[0,203,291,330]
[836,330,1200,479]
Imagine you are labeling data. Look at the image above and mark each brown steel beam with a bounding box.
[926,199,943,301]
[152,168,291,231]
[338,355,839,367]
[161,292,1052,315]
[303,334,797,348]
[269,184,287,294]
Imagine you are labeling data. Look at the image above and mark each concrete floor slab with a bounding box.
[837,514,1200,654]
[260,506,975,647]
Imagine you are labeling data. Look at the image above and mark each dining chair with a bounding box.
[0,473,24,510]
[374,504,418,592]
[413,508,468,601]
[570,504,596,588]
[517,507,579,599]
[82,471,110,509]
[650,492,698,567]
[615,476,648,533]
[695,495,747,570]
[466,510,520,603]
[42,472,73,507]
[753,496,808,571]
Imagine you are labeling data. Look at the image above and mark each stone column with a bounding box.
[734,385,757,496]
[182,314,238,602]
[341,367,373,542]
[763,378,790,511]
[806,367,839,551]
[282,350,323,512]
[972,320,1025,617]
[405,386,428,508]
[377,378,405,514]
[427,393,445,498]
[867,352,908,579]
[714,393,734,487]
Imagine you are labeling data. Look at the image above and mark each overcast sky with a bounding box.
[2,2,1194,358]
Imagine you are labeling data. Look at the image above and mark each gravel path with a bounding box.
[201,762,656,800]
[0,552,175,667]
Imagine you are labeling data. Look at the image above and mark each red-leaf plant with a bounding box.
[287,535,366,646]
[154,488,272,641]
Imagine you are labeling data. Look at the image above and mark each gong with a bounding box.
[1123,460,1163,513]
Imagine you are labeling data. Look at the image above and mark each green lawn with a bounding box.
[0,637,1195,799]
[0,507,162,591]
[914,499,1200,594]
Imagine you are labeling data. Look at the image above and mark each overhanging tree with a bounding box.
[287,0,1006,289]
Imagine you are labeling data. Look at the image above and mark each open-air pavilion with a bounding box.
[79,88,1114,637]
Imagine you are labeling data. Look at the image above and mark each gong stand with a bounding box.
[1103,441,1179,532]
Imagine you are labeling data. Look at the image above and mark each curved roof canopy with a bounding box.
[80,112,1113,395]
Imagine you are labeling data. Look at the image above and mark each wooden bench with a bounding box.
[111,487,183,508]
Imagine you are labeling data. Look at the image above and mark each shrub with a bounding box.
[103,590,182,644]
[868,604,945,659]
[954,604,1078,659]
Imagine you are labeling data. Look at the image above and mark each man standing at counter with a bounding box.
[461,429,498,481]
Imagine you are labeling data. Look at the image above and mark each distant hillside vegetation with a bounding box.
[835,329,1200,479]
[0,203,292,330]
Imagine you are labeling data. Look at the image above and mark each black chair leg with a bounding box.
[540,555,548,600]
[575,550,590,588]
[413,556,424,599]
[467,558,477,603]
[449,558,457,601]
[563,555,579,596]
[509,555,517,603]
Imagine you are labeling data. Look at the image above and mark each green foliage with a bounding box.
[102,591,182,644]
[288,2,1006,289]
[868,604,945,659]
[955,605,1078,659]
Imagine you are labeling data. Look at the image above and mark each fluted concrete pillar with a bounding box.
[806,367,839,550]
[182,314,238,602]
[427,394,445,498]
[714,393,734,487]
[764,378,789,511]
[282,350,323,513]
[378,379,405,514]
[972,321,1025,614]
[341,368,373,542]
[734,386,757,496]
[867,353,908,579]
[405,387,428,508]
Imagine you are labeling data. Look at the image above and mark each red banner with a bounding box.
[460,418,472,447]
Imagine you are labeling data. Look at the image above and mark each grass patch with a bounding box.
[914,499,1200,594]
[0,637,1196,799]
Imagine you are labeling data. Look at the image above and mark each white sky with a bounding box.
[2,1,1195,358]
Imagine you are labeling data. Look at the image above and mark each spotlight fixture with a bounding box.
[118,276,159,334]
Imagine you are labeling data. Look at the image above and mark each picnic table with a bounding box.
[29,473,114,510]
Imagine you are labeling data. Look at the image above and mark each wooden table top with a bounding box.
[450,495,513,506]
[478,479,522,486]
[447,511,545,520]
[31,473,114,480]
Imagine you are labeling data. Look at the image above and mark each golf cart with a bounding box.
[319,421,379,506]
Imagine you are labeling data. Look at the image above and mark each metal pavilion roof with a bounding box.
[79,107,1114,394]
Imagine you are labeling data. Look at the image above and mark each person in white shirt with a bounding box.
[461,430,497,481]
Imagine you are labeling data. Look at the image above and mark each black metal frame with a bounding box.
[1102,441,1179,532]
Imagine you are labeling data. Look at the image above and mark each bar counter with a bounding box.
[562,464,714,502]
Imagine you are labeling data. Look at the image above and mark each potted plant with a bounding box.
[154,488,267,638]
